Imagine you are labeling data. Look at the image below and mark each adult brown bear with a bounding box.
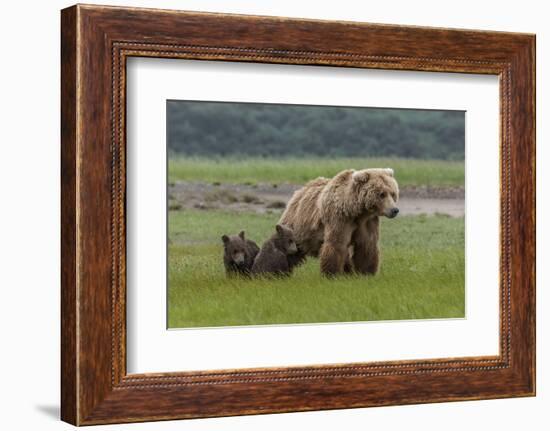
[279,168,399,276]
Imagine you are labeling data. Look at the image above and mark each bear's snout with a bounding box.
[387,207,399,218]
[233,252,245,264]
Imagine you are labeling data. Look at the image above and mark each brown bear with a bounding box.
[222,231,260,277]
[251,224,299,276]
[279,168,399,276]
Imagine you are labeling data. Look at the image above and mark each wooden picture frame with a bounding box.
[61,4,535,425]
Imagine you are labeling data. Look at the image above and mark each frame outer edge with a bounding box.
[508,35,536,395]
[61,4,79,426]
[525,34,536,395]
[61,4,536,424]
[526,35,536,395]
[531,34,536,396]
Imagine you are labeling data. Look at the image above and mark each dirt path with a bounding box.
[169,181,464,217]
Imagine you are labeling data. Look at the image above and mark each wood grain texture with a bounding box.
[60,4,536,425]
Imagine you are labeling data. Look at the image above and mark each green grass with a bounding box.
[168,157,464,187]
[168,209,465,328]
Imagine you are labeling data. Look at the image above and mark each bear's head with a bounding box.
[221,231,248,266]
[273,224,298,255]
[352,168,400,218]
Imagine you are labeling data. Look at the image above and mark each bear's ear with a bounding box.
[238,230,246,240]
[221,234,230,244]
[384,168,394,177]
[275,224,284,235]
[352,170,370,183]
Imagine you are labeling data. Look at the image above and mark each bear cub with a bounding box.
[222,231,260,277]
[252,224,299,276]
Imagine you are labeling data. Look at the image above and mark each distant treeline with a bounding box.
[167,100,465,160]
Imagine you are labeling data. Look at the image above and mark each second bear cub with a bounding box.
[252,224,299,276]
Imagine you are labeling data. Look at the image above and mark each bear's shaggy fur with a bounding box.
[279,168,399,276]
[222,231,260,277]
[252,224,299,276]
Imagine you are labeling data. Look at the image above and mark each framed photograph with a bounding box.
[61,4,535,425]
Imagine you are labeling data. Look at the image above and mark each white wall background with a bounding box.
[0,1,546,429]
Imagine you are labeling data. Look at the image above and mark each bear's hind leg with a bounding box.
[343,245,354,273]
[319,224,354,276]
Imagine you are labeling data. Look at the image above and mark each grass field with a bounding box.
[168,209,465,328]
[168,157,464,187]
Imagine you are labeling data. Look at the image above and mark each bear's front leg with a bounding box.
[352,215,380,275]
[319,223,354,276]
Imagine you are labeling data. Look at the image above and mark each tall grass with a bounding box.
[168,157,464,187]
[168,209,464,328]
